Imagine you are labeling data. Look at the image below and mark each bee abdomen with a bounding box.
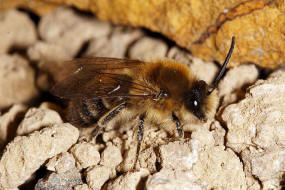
[67,99,108,127]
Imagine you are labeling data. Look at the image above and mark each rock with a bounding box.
[106,168,149,190]
[0,104,26,147]
[46,152,76,173]
[129,37,168,60]
[0,54,38,109]
[70,142,100,169]
[0,9,37,53]
[28,42,72,62]
[0,123,79,189]
[35,168,83,190]
[209,121,226,146]
[17,107,63,136]
[218,64,259,106]
[74,184,92,190]
[100,144,123,168]
[86,165,112,190]
[7,0,284,68]
[38,7,111,57]
[158,139,199,170]
[138,147,157,173]
[222,69,285,153]
[241,147,285,189]
[192,146,246,189]
[84,26,143,58]
[146,168,203,190]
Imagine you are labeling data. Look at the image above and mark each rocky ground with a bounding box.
[0,7,284,190]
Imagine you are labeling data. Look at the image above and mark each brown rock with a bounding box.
[0,123,79,189]
[0,9,37,54]
[0,104,26,147]
[70,142,100,169]
[16,107,63,136]
[0,54,38,109]
[86,165,112,190]
[5,0,284,68]
[106,168,149,190]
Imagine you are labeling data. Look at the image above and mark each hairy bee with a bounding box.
[51,37,235,168]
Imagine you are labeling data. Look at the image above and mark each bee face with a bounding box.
[185,80,208,121]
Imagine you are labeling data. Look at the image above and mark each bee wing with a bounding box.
[51,57,159,100]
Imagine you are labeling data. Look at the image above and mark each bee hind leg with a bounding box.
[133,113,146,170]
[91,102,129,138]
[172,113,183,138]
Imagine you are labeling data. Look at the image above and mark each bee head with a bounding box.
[185,80,208,121]
[185,36,236,121]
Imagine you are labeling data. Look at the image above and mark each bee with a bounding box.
[51,37,235,169]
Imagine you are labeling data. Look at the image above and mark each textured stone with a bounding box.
[35,168,83,190]
[0,9,37,54]
[86,165,112,190]
[4,0,284,68]
[129,37,168,60]
[107,169,149,190]
[0,54,38,109]
[100,144,123,168]
[17,107,63,136]
[70,142,100,169]
[0,104,26,147]
[0,123,79,189]
[146,168,203,190]
[46,152,76,173]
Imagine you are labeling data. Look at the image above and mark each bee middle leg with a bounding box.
[172,113,183,137]
[91,102,129,137]
[134,113,146,169]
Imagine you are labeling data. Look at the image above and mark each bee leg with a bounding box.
[134,113,146,169]
[91,102,129,138]
[172,113,183,138]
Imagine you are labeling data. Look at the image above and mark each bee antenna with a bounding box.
[207,36,235,96]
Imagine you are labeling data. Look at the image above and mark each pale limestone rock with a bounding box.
[218,64,259,106]
[35,168,83,190]
[0,123,79,189]
[74,184,92,190]
[209,121,226,146]
[146,168,203,190]
[84,26,143,58]
[70,142,100,169]
[192,146,246,189]
[129,37,168,60]
[0,54,38,109]
[100,143,123,168]
[0,9,37,53]
[28,42,72,62]
[0,104,26,147]
[46,152,76,173]
[106,169,150,190]
[17,107,63,136]
[39,7,111,57]
[241,147,285,189]
[138,147,157,173]
[86,165,112,190]
[222,69,285,153]
[159,139,199,170]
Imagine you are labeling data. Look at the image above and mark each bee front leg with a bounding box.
[91,102,129,138]
[172,113,183,138]
[134,113,146,169]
